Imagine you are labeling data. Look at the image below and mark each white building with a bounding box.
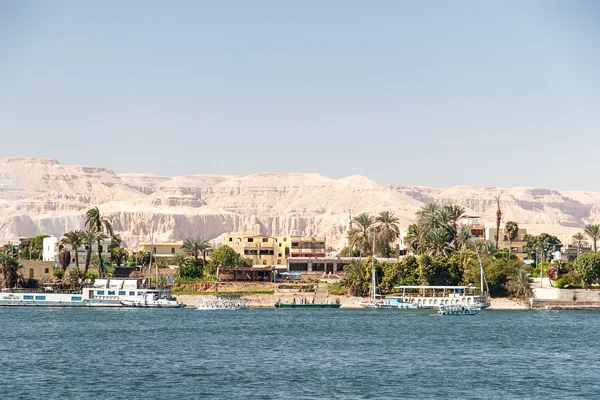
[43,236,111,266]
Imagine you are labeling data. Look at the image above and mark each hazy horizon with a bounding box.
[2,1,599,191]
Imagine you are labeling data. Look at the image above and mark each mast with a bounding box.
[148,225,154,288]
[371,226,376,302]
[472,237,489,293]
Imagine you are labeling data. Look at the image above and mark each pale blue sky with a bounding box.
[1,1,599,190]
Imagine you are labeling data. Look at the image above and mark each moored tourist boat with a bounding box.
[392,285,490,310]
[275,302,340,309]
[0,279,184,308]
[196,297,247,310]
[438,304,480,316]
[376,297,419,309]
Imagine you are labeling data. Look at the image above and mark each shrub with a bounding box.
[53,269,64,280]
[555,277,568,289]
[329,282,346,296]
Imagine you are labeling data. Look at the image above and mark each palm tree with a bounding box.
[504,221,519,259]
[341,260,367,296]
[376,211,400,257]
[584,224,600,253]
[0,250,23,288]
[494,194,502,249]
[426,227,452,258]
[61,230,84,269]
[507,268,531,299]
[405,224,426,255]
[85,207,114,277]
[182,237,212,266]
[443,204,466,243]
[416,203,443,231]
[571,232,588,254]
[348,213,375,256]
[81,227,107,278]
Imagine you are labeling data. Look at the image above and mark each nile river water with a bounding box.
[1,308,599,399]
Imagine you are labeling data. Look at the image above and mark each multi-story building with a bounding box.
[226,234,290,266]
[486,227,529,259]
[460,216,486,239]
[42,236,111,265]
[289,236,326,258]
[138,242,186,258]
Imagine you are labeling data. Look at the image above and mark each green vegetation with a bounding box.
[584,224,600,253]
[81,227,107,279]
[30,235,50,260]
[61,230,83,268]
[85,206,114,277]
[182,237,212,267]
[0,250,23,288]
[523,233,562,263]
[173,290,274,295]
[328,282,346,296]
[572,253,600,288]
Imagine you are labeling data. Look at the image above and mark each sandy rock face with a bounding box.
[0,158,599,249]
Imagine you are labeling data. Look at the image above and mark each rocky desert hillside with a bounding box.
[1,158,599,249]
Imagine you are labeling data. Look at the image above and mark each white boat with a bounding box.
[376,297,419,309]
[0,279,184,308]
[196,297,246,310]
[438,304,480,316]
[392,285,490,309]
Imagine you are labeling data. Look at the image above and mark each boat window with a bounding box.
[118,291,126,296]
[137,292,144,296]
[129,291,135,296]
[108,291,115,295]
[71,296,82,301]
[35,296,46,301]
[97,290,105,295]
[23,295,34,300]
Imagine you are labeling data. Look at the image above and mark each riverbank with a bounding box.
[176,293,529,310]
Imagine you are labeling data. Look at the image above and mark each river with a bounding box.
[1,308,597,399]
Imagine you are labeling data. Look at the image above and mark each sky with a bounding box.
[1,1,599,190]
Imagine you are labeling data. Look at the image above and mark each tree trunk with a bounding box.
[84,249,92,278]
[74,248,80,269]
[97,239,104,277]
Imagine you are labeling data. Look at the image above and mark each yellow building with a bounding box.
[225,234,290,265]
[139,242,185,258]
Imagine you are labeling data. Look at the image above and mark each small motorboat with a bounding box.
[438,304,480,316]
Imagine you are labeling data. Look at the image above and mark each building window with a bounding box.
[289,263,308,272]
[248,238,254,243]
[229,238,233,242]
[292,243,299,247]
[277,260,281,264]
[312,263,325,272]
[337,264,346,272]
[283,238,287,241]
[279,243,282,247]
[262,238,268,242]
[278,253,282,257]
[44,268,49,274]
[99,245,103,253]
[29,269,34,279]
[171,247,175,254]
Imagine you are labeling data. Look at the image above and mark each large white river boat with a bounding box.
[0,279,184,308]
[392,285,490,309]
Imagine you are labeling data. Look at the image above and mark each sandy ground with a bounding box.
[176,294,529,310]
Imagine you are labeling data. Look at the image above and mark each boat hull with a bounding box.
[275,303,341,309]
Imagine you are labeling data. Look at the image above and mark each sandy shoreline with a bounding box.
[176,294,529,310]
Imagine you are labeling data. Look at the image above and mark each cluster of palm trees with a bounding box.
[0,248,23,288]
[347,211,401,258]
[571,224,600,253]
[59,207,116,279]
[405,203,476,257]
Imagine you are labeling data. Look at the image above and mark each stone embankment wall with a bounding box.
[174,281,275,292]
[531,287,600,309]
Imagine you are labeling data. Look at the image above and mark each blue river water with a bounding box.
[0,308,598,399]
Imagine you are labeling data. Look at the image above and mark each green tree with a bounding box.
[209,245,252,271]
[337,246,360,257]
[110,247,128,267]
[504,221,519,259]
[348,213,375,256]
[573,253,600,288]
[507,268,531,299]
[341,260,368,296]
[61,230,83,269]
[57,247,71,272]
[406,223,426,255]
[81,227,107,279]
[375,211,400,257]
[523,233,563,263]
[30,234,50,260]
[0,250,23,288]
[571,232,588,253]
[584,224,600,253]
[182,237,211,266]
[85,207,114,277]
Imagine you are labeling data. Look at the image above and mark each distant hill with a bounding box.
[1,157,599,249]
